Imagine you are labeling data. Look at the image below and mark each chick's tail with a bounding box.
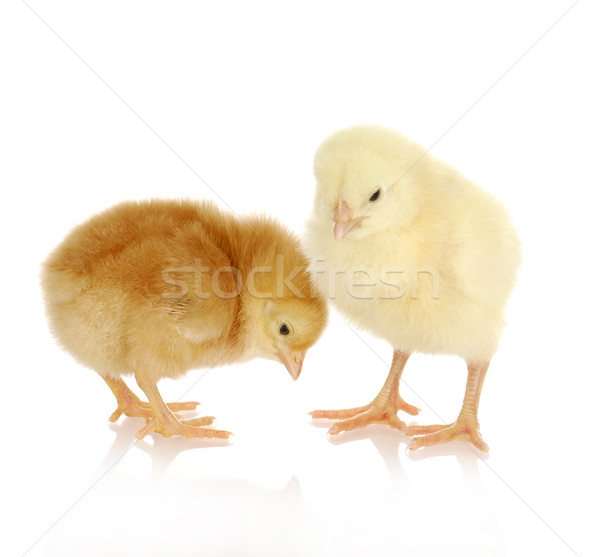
[40,266,86,304]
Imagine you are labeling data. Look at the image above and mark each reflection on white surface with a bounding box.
[41,419,505,557]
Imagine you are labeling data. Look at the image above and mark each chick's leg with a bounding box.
[102,375,199,423]
[406,361,489,452]
[310,350,419,435]
[133,370,231,440]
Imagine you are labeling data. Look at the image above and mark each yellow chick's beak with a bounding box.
[333,200,362,241]
[277,348,307,381]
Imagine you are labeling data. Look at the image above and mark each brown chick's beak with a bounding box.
[333,200,362,241]
[277,349,306,381]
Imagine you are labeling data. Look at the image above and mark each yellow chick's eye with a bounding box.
[278,323,290,336]
[369,188,381,202]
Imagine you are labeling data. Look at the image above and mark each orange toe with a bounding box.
[406,419,488,452]
[309,405,371,421]
[311,397,418,432]
[328,408,407,436]
[404,423,447,436]
[110,399,200,423]
[136,415,231,440]
[397,398,420,416]
[312,400,408,436]
[180,416,215,427]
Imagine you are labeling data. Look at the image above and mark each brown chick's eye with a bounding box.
[369,189,381,202]
[279,324,290,336]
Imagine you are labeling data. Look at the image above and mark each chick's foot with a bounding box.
[326,405,407,436]
[109,395,199,423]
[311,350,419,436]
[103,375,199,423]
[406,362,491,452]
[310,395,418,421]
[310,393,417,436]
[406,417,489,452]
[135,414,231,440]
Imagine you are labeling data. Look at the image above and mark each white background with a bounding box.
[1,1,598,556]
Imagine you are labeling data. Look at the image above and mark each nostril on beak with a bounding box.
[333,200,352,223]
[333,200,360,240]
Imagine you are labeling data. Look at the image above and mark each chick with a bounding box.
[42,199,327,440]
[304,124,521,451]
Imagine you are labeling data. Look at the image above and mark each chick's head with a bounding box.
[312,124,426,241]
[240,217,328,380]
[258,297,327,380]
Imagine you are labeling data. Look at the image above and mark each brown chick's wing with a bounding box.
[122,228,241,377]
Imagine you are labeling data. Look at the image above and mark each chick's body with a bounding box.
[305,125,521,451]
[42,199,327,439]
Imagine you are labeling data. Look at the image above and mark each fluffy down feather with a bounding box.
[304,124,521,451]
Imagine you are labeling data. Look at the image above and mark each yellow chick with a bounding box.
[42,199,327,440]
[304,124,521,451]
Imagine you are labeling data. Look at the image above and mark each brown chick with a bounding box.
[41,199,327,440]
